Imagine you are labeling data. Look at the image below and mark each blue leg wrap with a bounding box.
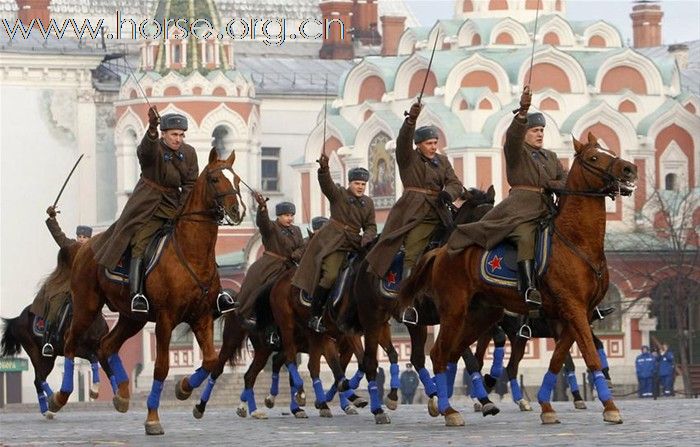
[60,358,74,394]
[593,370,612,402]
[418,367,436,396]
[146,380,164,410]
[107,354,128,385]
[286,362,303,389]
[389,363,400,390]
[240,388,257,413]
[368,380,381,413]
[490,347,505,379]
[446,362,457,398]
[41,381,53,397]
[312,378,325,406]
[188,367,209,389]
[435,372,450,414]
[325,382,338,403]
[38,392,48,414]
[566,371,580,393]
[537,371,557,403]
[340,389,353,409]
[348,369,364,389]
[109,376,118,394]
[270,373,280,397]
[200,377,216,403]
[90,362,100,384]
[470,372,488,400]
[597,348,609,370]
[289,385,300,412]
[510,378,523,402]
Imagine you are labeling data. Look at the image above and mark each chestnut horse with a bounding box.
[400,133,637,426]
[48,149,245,435]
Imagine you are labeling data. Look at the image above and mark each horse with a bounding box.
[400,133,637,426]
[1,303,108,417]
[48,149,245,435]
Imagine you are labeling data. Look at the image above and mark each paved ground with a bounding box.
[1,397,699,446]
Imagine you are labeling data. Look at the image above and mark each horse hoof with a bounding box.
[603,410,623,424]
[48,394,64,413]
[344,406,358,415]
[264,395,275,409]
[473,402,482,412]
[43,411,55,420]
[517,399,533,411]
[251,410,268,419]
[319,408,333,418]
[352,396,368,408]
[574,400,587,410]
[175,378,193,401]
[374,412,391,424]
[112,394,129,413]
[144,421,165,436]
[89,383,100,400]
[193,405,204,419]
[427,396,439,417]
[481,402,500,417]
[295,391,306,407]
[445,410,465,427]
[540,411,561,424]
[384,397,398,411]
[293,409,308,419]
[236,403,247,418]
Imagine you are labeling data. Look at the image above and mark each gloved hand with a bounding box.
[437,190,453,206]
[253,192,268,208]
[46,205,58,218]
[519,86,531,115]
[361,233,375,248]
[317,153,329,170]
[148,106,159,132]
[406,102,422,124]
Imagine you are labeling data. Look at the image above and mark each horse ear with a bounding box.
[226,150,236,167]
[587,132,597,146]
[208,148,218,164]
[486,185,495,201]
[572,135,583,154]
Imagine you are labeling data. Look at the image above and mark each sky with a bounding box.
[405,0,700,45]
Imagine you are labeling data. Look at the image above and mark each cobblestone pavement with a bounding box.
[1,397,699,446]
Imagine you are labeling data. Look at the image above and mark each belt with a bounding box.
[264,250,287,261]
[510,185,545,194]
[141,176,178,193]
[330,218,360,234]
[404,187,439,196]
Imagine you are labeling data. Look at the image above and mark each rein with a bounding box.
[548,145,623,199]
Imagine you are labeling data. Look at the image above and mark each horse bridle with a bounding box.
[549,144,625,200]
[176,165,245,226]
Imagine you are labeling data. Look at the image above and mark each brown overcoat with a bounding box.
[292,167,377,294]
[94,132,198,269]
[366,118,463,276]
[30,218,76,316]
[236,207,304,313]
[447,115,566,253]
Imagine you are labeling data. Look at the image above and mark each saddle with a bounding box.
[479,226,552,289]
[299,252,358,308]
[32,300,72,342]
[104,230,171,285]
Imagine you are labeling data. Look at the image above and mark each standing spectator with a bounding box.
[635,345,655,398]
[376,366,386,402]
[399,363,420,404]
[658,343,675,397]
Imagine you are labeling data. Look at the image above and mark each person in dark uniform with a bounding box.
[399,363,420,404]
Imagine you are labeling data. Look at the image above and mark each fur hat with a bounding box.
[414,125,439,144]
[160,113,188,131]
[348,167,370,183]
[311,216,329,231]
[76,225,92,237]
[526,112,546,129]
[275,201,296,216]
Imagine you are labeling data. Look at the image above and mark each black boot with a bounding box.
[130,257,149,313]
[41,322,54,357]
[592,306,615,322]
[517,260,541,308]
[217,289,237,314]
[308,286,329,333]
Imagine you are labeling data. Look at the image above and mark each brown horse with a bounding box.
[48,149,245,435]
[400,133,637,426]
[1,303,108,417]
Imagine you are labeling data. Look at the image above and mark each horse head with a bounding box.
[571,133,638,198]
[455,185,496,225]
[203,149,246,225]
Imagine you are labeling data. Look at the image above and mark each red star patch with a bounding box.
[487,255,503,271]
[386,271,398,285]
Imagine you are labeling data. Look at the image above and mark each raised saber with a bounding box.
[123,55,159,119]
[513,0,541,114]
[52,154,84,208]
[405,33,439,116]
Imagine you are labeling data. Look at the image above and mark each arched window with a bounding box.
[600,66,647,94]
[461,70,499,92]
[588,35,606,47]
[163,86,181,96]
[543,31,560,45]
[618,99,637,113]
[212,86,227,96]
[665,173,678,191]
[488,0,508,10]
[539,97,559,110]
[358,76,386,103]
[494,32,514,44]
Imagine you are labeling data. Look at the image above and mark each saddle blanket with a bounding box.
[32,316,46,337]
[104,234,170,285]
[479,227,552,289]
[379,250,405,298]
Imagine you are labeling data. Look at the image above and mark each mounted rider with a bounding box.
[365,102,463,323]
[292,154,377,333]
[237,196,304,329]
[32,205,92,357]
[447,86,567,335]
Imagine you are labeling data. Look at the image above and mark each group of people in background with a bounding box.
[635,343,675,398]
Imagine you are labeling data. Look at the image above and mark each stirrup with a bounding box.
[42,343,54,357]
[401,307,418,325]
[517,323,532,340]
[131,293,149,313]
[217,290,237,314]
[268,331,280,346]
[308,316,325,333]
[524,288,542,308]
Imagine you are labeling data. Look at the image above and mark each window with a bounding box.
[172,44,182,64]
[665,173,678,191]
[261,147,280,192]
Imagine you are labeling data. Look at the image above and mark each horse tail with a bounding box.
[398,248,438,310]
[1,316,22,357]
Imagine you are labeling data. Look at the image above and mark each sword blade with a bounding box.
[52,154,84,208]
[417,34,440,104]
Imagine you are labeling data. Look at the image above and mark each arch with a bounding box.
[192,86,203,95]
[525,0,540,9]
[445,54,510,102]
[540,97,559,110]
[457,19,483,47]
[461,70,499,91]
[408,69,437,98]
[537,15,576,46]
[472,34,482,46]
[543,32,560,46]
[488,0,508,10]
[588,35,606,47]
[565,101,638,158]
[656,126,695,189]
[163,86,181,96]
[523,62,571,93]
[397,29,418,56]
[601,66,647,95]
[395,54,439,99]
[358,76,386,103]
[342,60,388,105]
[684,102,696,114]
[519,47,587,94]
[495,32,514,44]
[618,99,637,113]
[129,89,137,99]
[489,18,529,45]
[353,113,397,166]
[664,173,679,191]
[596,49,662,95]
[199,104,250,146]
[367,132,396,202]
[478,98,493,109]
[212,86,227,96]
[463,0,474,12]
[583,21,623,48]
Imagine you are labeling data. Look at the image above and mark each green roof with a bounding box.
[637,99,677,134]
[561,100,605,133]
[327,114,358,145]
[458,87,493,108]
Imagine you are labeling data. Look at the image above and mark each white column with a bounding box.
[76,84,98,225]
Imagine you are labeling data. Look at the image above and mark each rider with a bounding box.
[237,196,304,329]
[365,101,462,323]
[447,86,567,336]
[32,205,92,357]
[292,155,377,333]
